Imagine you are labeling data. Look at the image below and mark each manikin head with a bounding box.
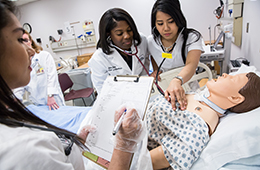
[206,72,260,113]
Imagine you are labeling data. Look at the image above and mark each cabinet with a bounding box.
[77,53,93,66]
[228,0,244,46]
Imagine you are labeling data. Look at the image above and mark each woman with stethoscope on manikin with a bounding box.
[148,0,205,111]
[88,8,150,95]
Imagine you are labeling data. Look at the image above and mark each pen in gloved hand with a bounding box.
[112,109,127,135]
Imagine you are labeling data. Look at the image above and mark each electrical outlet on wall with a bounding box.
[246,23,249,33]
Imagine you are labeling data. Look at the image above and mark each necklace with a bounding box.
[164,43,175,52]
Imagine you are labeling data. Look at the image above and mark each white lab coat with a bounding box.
[13,51,65,106]
[0,123,84,170]
[88,34,150,94]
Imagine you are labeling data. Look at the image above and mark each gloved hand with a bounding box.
[78,125,96,143]
[113,106,146,153]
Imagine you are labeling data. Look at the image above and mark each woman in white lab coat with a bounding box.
[0,1,144,169]
[13,31,65,110]
[148,0,204,111]
[88,8,150,94]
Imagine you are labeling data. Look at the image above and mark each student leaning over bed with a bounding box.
[148,0,205,111]
[146,72,260,170]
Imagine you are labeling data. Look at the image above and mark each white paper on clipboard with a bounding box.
[85,75,154,162]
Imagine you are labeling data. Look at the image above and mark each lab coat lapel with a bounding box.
[109,48,132,74]
[131,46,139,75]
[131,45,145,75]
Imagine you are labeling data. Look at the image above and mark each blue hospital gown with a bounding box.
[146,96,210,170]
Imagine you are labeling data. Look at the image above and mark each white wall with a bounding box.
[18,0,219,61]
[230,0,260,70]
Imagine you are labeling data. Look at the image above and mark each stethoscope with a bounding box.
[1,119,90,156]
[108,37,164,93]
[153,27,184,96]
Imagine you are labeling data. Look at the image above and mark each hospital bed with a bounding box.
[28,64,260,169]
[150,64,260,169]
[151,62,213,98]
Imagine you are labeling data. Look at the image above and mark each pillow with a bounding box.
[220,154,260,169]
[191,64,260,169]
[229,64,260,76]
[191,108,260,169]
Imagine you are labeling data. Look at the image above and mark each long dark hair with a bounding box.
[97,8,141,55]
[0,0,84,149]
[151,0,201,63]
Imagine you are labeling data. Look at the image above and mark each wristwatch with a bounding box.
[48,94,53,98]
[174,76,184,85]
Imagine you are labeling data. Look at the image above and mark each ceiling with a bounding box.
[13,0,39,6]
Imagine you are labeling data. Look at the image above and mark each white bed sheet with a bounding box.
[27,105,92,133]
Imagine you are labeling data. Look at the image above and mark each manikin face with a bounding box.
[155,11,179,43]
[0,13,35,89]
[110,20,133,50]
[22,33,32,47]
[206,73,248,98]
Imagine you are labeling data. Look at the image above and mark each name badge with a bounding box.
[162,53,172,59]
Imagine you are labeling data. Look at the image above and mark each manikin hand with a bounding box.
[113,106,145,153]
[47,96,59,110]
[164,78,187,110]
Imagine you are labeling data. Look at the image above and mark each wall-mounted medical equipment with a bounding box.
[82,20,96,42]
[214,0,224,19]
[50,20,96,53]
[36,38,42,44]
[51,37,96,52]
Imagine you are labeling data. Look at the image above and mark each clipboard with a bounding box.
[82,75,154,169]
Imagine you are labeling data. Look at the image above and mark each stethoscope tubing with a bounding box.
[112,44,165,94]
[155,42,177,96]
